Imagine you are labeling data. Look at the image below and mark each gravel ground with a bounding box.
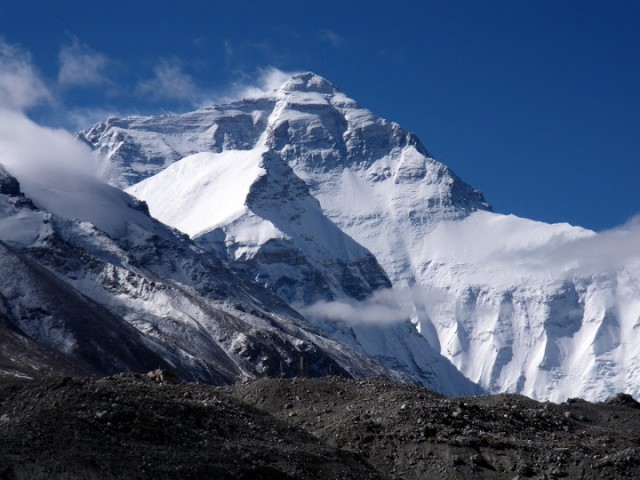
[0,374,380,480]
[232,377,640,479]
[2,373,640,479]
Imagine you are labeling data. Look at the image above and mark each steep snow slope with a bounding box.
[83,72,640,401]
[410,211,640,401]
[128,147,391,304]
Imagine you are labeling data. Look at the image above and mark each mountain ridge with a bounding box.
[0,148,482,396]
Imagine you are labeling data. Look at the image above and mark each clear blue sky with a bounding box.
[1,0,638,231]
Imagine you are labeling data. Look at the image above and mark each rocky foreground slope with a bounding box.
[2,373,639,480]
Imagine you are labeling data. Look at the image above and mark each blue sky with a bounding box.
[0,0,638,231]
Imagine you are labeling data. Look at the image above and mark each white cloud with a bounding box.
[0,108,96,176]
[57,38,111,88]
[519,216,640,274]
[136,58,201,102]
[0,40,94,175]
[297,288,412,325]
[319,29,347,48]
[0,39,53,110]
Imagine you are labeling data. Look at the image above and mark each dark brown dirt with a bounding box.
[2,373,640,479]
[0,374,381,480]
[231,377,640,480]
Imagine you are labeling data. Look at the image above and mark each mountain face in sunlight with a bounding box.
[78,72,640,401]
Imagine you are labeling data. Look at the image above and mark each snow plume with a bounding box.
[57,38,111,88]
[0,38,53,110]
[64,107,130,131]
[228,67,299,100]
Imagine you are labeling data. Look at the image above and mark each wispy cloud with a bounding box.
[319,29,347,48]
[136,58,201,103]
[297,288,412,325]
[515,215,640,274]
[223,39,234,69]
[0,38,53,110]
[226,66,297,100]
[57,38,111,88]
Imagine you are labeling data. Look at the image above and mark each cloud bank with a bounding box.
[0,108,96,177]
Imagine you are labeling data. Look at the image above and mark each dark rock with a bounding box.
[605,392,640,409]
[0,166,20,196]
[127,198,150,216]
[232,377,640,480]
[0,375,382,479]
[3,374,640,479]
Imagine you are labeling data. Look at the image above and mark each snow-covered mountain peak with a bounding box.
[278,72,339,95]
[75,73,640,402]
[80,72,489,217]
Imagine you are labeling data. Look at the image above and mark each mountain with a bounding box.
[110,77,486,392]
[80,72,640,402]
[0,165,381,382]
[0,155,481,396]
